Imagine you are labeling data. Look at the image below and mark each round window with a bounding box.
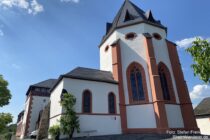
[125,32,137,40]
[153,33,162,40]
[105,45,109,52]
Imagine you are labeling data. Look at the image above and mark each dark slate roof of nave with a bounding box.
[194,97,210,116]
[63,67,118,84]
[99,0,167,47]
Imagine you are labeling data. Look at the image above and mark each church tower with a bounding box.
[99,0,198,134]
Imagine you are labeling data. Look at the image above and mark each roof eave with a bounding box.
[98,21,167,48]
[63,75,119,84]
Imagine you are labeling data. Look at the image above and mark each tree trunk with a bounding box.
[69,128,75,140]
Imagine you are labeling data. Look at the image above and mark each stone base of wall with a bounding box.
[36,103,50,140]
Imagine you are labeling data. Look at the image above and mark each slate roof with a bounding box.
[26,79,57,95]
[50,67,118,92]
[63,67,118,84]
[99,0,167,47]
[32,79,57,89]
[194,97,210,117]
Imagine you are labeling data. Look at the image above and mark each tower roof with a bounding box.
[99,0,166,47]
[26,79,57,95]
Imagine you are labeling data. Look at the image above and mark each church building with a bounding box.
[49,0,198,138]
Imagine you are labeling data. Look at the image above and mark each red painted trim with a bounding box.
[143,34,169,133]
[108,92,117,114]
[166,40,199,130]
[24,95,33,137]
[50,113,120,119]
[126,62,149,104]
[77,113,120,116]
[111,40,128,133]
[82,89,92,113]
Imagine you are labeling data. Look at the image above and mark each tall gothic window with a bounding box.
[158,62,175,102]
[108,93,116,114]
[127,62,148,103]
[159,69,170,100]
[82,90,92,113]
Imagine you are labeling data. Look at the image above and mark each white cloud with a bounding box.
[0,0,43,15]
[190,84,210,100]
[175,36,210,49]
[175,36,202,49]
[28,0,43,15]
[60,0,80,3]
[0,0,80,15]
[0,29,4,36]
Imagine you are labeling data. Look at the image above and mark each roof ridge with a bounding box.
[75,67,112,73]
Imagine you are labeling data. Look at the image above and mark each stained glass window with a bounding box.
[108,93,116,114]
[83,90,91,113]
[159,68,170,100]
[129,65,145,101]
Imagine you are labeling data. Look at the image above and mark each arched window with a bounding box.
[108,93,116,114]
[158,62,175,102]
[82,90,92,113]
[127,62,149,103]
[60,89,68,101]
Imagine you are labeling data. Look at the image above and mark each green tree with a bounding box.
[48,125,60,140]
[0,75,12,107]
[60,93,80,139]
[0,75,13,133]
[186,38,210,83]
[0,113,13,133]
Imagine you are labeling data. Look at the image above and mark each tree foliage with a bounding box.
[0,113,13,133]
[60,93,80,139]
[48,125,60,140]
[186,38,210,83]
[0,75,13,134]
[0,75,12,107]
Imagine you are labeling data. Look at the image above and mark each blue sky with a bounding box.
[0,0,210,123]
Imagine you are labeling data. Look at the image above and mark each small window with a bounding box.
[60,89,68,101]
[41,88,46,92]
[153,33,162,40]
[125,32,137,40]
[35,88,40,92]
[108,93,116,114]
[82,90,92,113]
[105,45,109,52]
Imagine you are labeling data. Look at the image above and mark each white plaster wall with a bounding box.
[165,104,184,128]
[20,96,31,139]
[116,24,153,104]
[28,96,50,134]
[50,114,121,138]
[196,118,210,135]
[76,115,121,137]
[126,104,156,128]
[50,80,64,120]
[100,32,117,72]
[152,36,180,103]
[62,78,119,114]
[49,78,121,137]
[99,23,169,105]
